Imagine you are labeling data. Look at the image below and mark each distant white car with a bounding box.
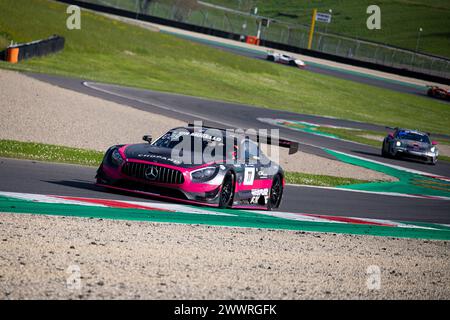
[266,51,306,68]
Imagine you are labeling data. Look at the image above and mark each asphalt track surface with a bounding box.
[2,158,449,224]
[0,72,447,224]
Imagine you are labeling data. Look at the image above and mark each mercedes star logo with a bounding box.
[145,166,159,181]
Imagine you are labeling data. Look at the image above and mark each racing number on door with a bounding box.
[243,167,255,185]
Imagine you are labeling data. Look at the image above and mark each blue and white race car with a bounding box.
[381,128,439,165]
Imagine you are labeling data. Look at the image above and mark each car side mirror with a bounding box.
[142,135,152,144]
[432,141,438,145]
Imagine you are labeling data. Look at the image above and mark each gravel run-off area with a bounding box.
[0,213,449,299]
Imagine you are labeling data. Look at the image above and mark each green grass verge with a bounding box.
[1,0,450,137]
[0,140,103,166]
[319,127,384,148]
[439,155,450,163]
[207,0,450,58]
[284,171,370,187]
[0,139,369,187]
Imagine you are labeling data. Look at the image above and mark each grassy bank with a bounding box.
[319,127,385,148]
[207,0,450,58]
[0,140,103,167]
[0,140,369,187]
[1,0,450,136]
[284,172,369,187]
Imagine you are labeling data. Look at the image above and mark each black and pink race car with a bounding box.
[96,125,298,210]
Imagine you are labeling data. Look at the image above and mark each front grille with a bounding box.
[406,147,426,152]
[122,162,184,184]
[405,143,426,152]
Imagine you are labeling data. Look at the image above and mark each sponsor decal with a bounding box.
[190,131,222,142]
[249,189,269,204]
[137,154,182,165]
[243,167,255,185]
[257,170,268,178]
[144,166,159,180]
[251,188,269,196]
[173,130,223,143]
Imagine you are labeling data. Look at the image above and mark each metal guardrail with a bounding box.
[1,35,65,63]
[79,0,450,79]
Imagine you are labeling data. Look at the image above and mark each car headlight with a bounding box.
[430,146,436,153]
[111,149,124,166]
[396,141,402,147]
[190,167,218,182]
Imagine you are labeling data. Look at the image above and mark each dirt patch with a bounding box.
[359,134,384,142]
[0,213,448,299]
[0,69,184,151]
[437,144,450,157]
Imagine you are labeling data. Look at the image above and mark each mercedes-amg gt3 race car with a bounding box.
[96,125,298,210]
[427,86,450,101]
[266,51,306,68]
[381,128,439,164]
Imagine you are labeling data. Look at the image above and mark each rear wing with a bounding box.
[386,126,431,136]
[187,123,299,155]
[256,135,299,155]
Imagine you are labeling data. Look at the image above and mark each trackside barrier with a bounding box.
[55,0,449,84]
[246,36,260,46]
[2,35,65,63]
[6,47,19,63]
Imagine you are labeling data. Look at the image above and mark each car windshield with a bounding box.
[152,129,224,152]
[396,131,430,143]
[241,139,269,163]
[152,128,270,164]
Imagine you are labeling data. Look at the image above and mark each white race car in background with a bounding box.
[266,51,306,68]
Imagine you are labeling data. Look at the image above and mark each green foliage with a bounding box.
[0,140,103,166]
[284,171,370,187]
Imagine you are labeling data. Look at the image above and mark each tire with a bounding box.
[428,157,437,165]
[267,174,283,210]
[267,55,275,61]
[289,60,297,66]
[218,172,235,208]
[381,142,388,157]
[95,165,108,184]
[386,142,397,158]
[382,140,393,158]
